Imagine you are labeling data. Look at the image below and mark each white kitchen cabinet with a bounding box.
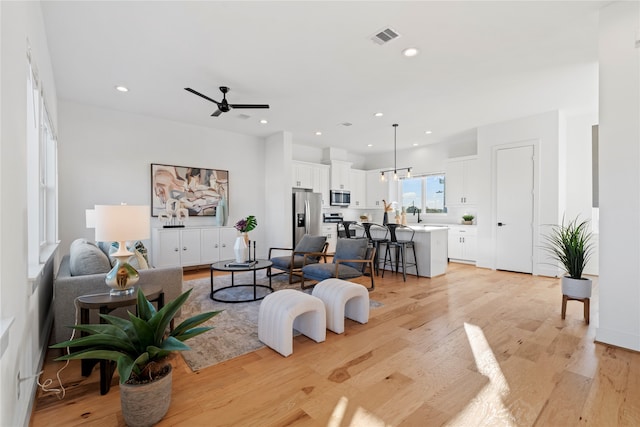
[447,225,477,263]
[330,160,352,190]
[292,161,314,189]
[152,227,236,268]
[320,225,337,252]
[445,156,478,206]
[292,161,330,207]
[314,164,330,208]
[366,169,389,209]
[349,169,366,207]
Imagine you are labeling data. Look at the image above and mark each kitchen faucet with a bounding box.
[412,201,423,223]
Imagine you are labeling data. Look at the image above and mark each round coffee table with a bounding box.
[210,259,273,303]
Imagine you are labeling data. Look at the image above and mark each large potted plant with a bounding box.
[543,216,595,299]
[51,288,220,427]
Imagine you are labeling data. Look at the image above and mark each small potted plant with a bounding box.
[542,216,595,299]
[462,214,474,225]
[51,288,221,427]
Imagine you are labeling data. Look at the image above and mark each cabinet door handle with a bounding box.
[215,244,219,248]
[174,248,179,252]
[183,247,187,251]
[221,243,225,248]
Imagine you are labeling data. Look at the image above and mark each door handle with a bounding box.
[497,222,506,226]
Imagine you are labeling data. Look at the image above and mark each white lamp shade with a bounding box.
[94,205,150,242]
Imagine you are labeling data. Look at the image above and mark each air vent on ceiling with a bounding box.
[237,114,251,120]
[371,27,400,45]
[340,122,353,127]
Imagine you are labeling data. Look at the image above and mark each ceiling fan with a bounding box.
[184,86,270,117]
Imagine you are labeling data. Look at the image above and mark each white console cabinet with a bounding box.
[151,227,236,268]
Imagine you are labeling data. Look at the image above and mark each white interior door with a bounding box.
[496,145,534,273]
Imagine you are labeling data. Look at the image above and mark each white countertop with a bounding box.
[408,225,450,232]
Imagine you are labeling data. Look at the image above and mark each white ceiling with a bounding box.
[40,1,603,155]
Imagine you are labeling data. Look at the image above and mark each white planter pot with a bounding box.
[561,276,592,299]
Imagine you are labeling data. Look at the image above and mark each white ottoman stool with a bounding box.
[312,278,369,334]
[258,289,326,357]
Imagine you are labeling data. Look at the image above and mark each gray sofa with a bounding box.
[52,254,183,344]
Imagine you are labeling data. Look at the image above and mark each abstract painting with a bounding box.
[151,163,229,217]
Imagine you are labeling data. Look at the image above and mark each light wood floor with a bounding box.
[30,264,640,426]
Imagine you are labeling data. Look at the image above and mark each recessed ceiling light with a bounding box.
[367,144,373,147]
[402,47,419,57]
[374,112,384,117]
[425,130,433,134]
[315,131,322,136]
[115,85,129,92]
[260,119,268,124]
[413,143,419,146]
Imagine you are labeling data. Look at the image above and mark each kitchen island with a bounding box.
[370,225,448,278]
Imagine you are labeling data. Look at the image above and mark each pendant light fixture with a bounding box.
[380,123,412,182]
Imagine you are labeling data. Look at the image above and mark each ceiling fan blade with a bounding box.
[211,109,223,117]
[185,87,220,105]
[229,104,270,109]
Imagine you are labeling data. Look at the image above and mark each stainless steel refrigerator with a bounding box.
[292,190,322,247]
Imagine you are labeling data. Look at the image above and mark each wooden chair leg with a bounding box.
[561,294,568,320]
[584,297,590,324]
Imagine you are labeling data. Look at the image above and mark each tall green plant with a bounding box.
[51,288,220,384]
[543,216,594,279]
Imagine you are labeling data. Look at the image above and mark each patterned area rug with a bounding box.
[176,271,382,371]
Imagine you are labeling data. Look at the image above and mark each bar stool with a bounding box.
[362,222,388,276]
[338,220,358,238]
[382,224,418,281]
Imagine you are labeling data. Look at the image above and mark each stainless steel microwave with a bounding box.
[330,190,351,207]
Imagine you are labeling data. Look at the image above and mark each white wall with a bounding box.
[566,112,599,275]
[363,139,476,173]
[265,132,293,249]
[1,2,58,426]
[476,110,562,276]
[596,1,640,350]
[57,101,268,258]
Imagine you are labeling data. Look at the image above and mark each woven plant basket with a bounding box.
[120,366,172,427]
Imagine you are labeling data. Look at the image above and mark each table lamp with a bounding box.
[94,204,150,295]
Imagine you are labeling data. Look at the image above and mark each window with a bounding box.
[400,173,446,215]
[27,54,58,272]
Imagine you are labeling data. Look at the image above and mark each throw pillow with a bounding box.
[69,238,112,276]
[108,242,149,270]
